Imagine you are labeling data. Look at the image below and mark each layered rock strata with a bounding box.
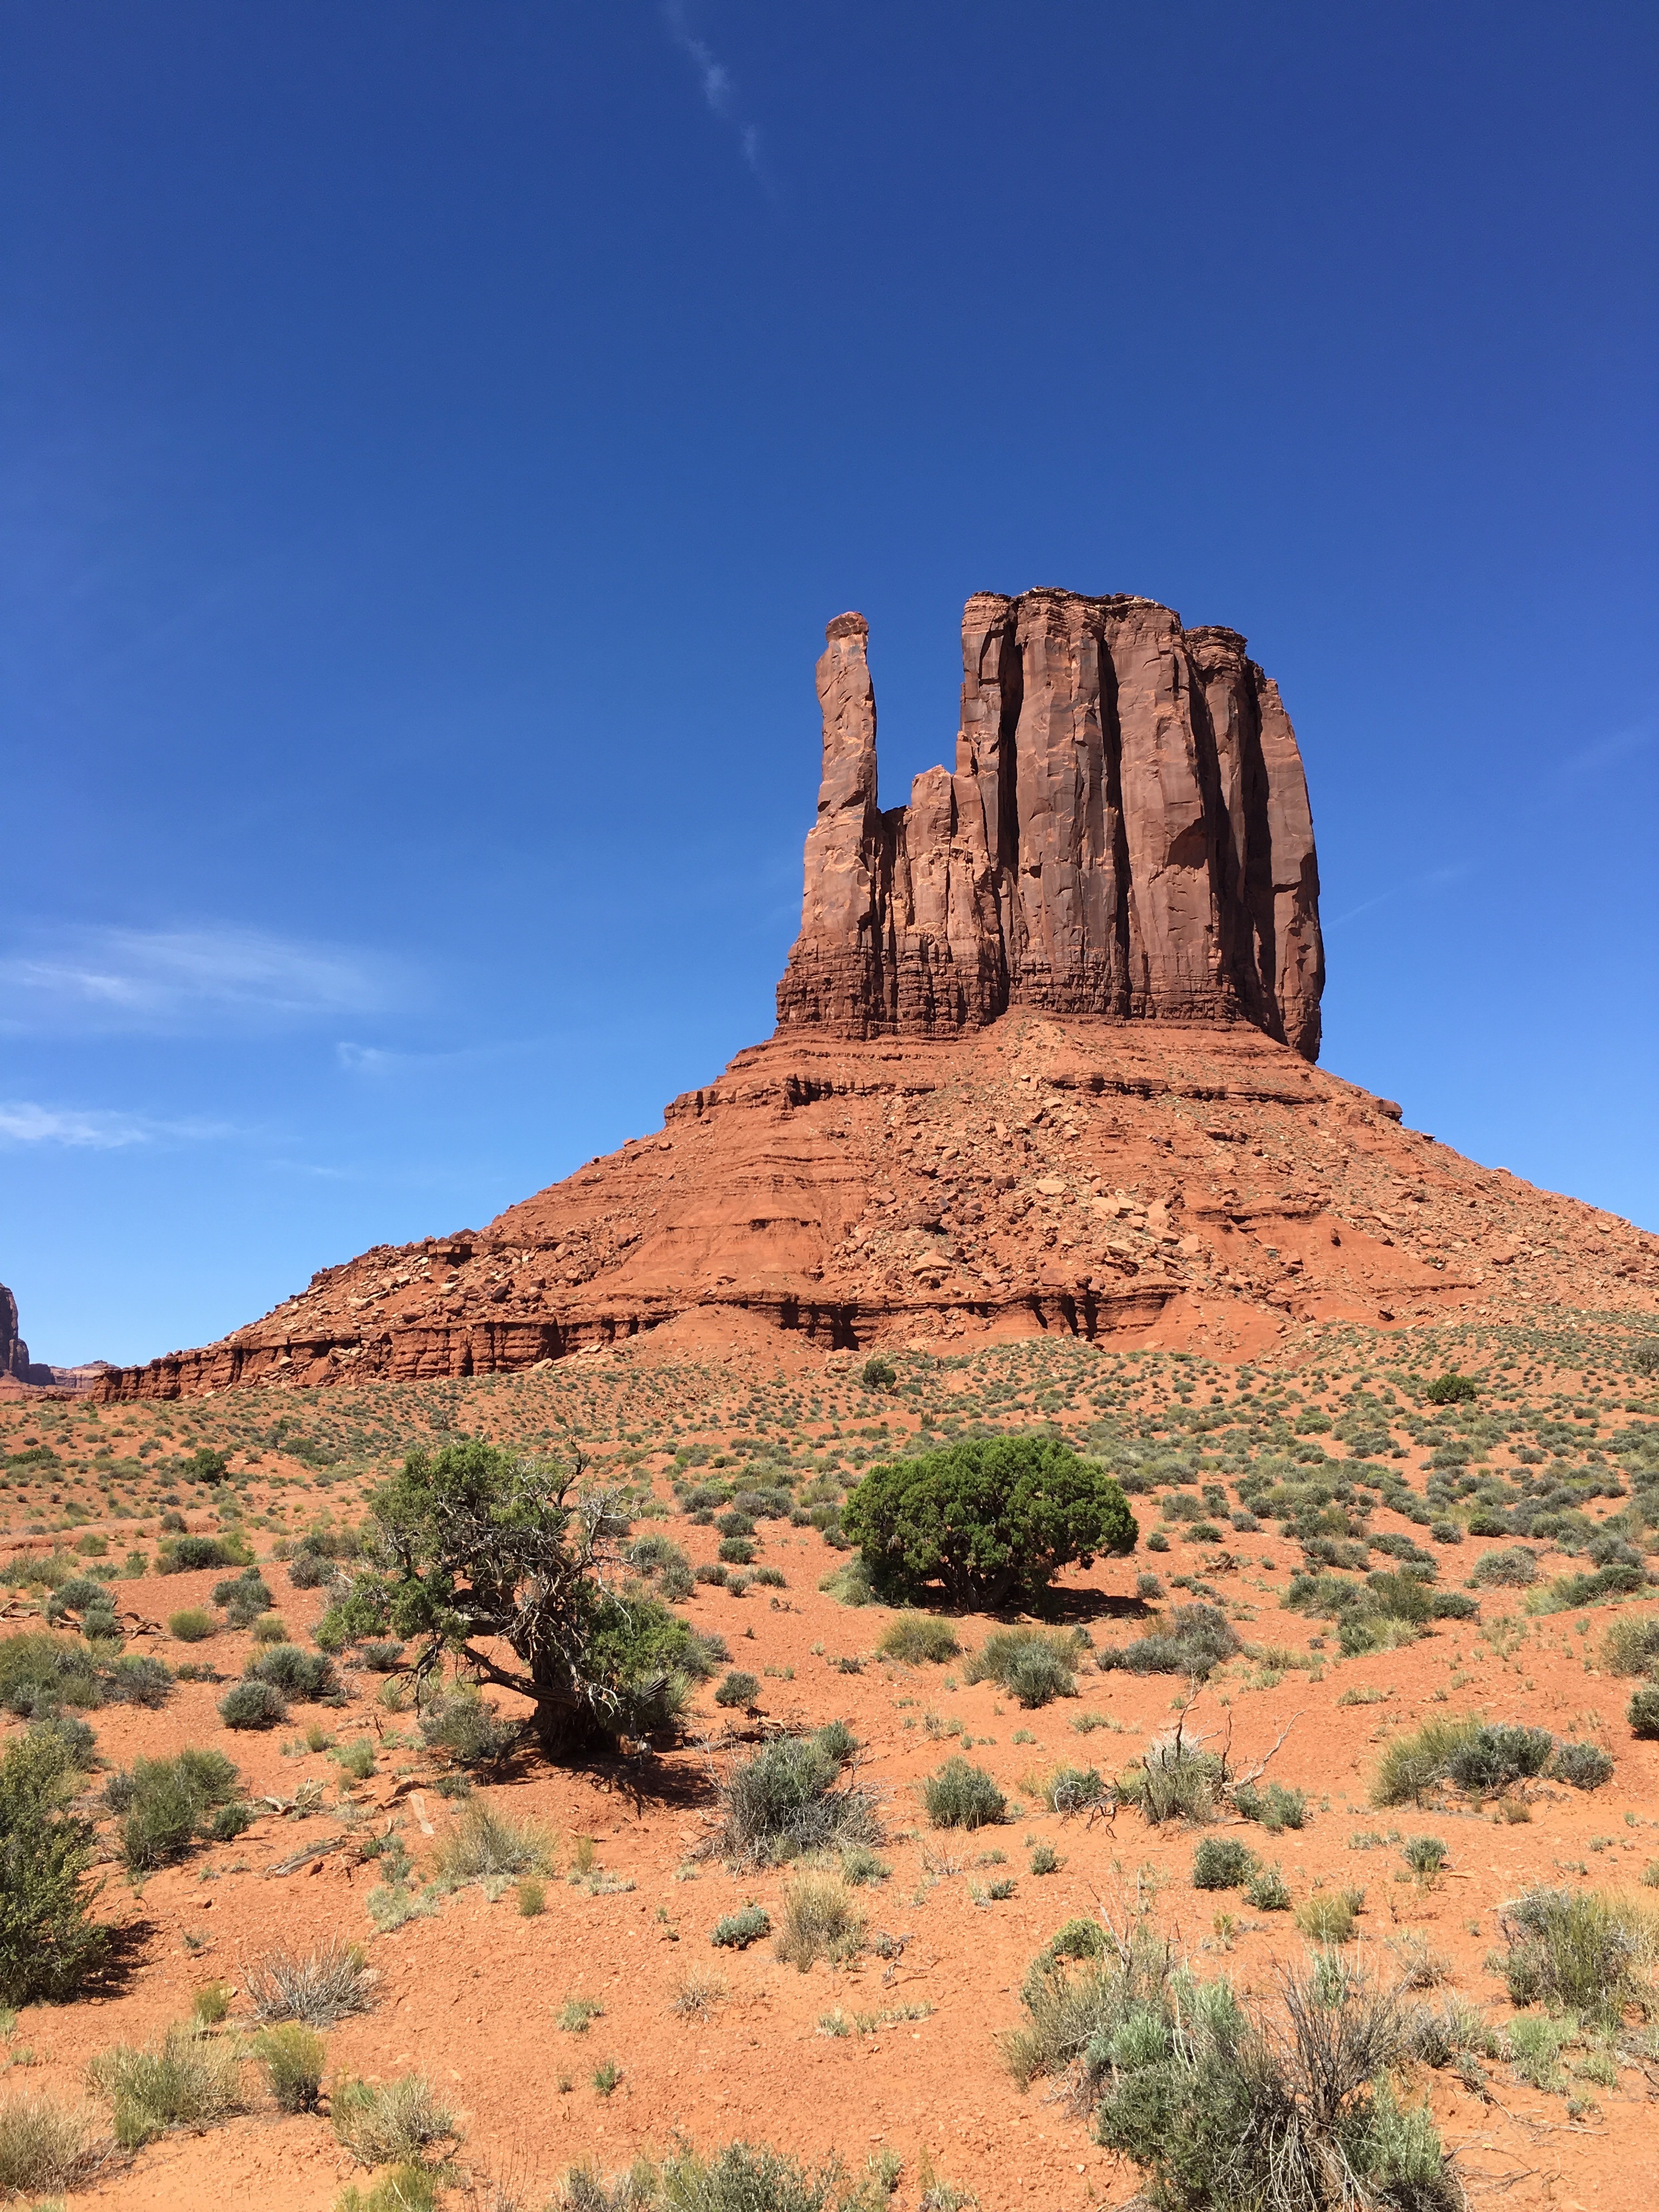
[777,591,1325,1058]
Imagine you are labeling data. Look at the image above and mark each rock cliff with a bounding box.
[776,591,1324,1058]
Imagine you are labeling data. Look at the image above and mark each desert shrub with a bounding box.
[254,2023,326,2113]
[1497,1888,1656,2023]
[244,1643,340,1701]
[773,1877,863,1971]
[1229,1781,1306,1833]
[713,1671,760,1708]
[718,1729,878,1866]
[876,1614,961,1665]
[331,2073,460,2169]
[1601,1613,1659,1677]
[1244,1863,1291,1911]
[1117,1729,1226,1825]
[923,1756,1006,1830]
[213,1568,274,1625]
[1371,1714,1555,1805]
[418,1686,520,1769]
[1629,1686,1659,1738]
[431,1801,556,1886]
[358,1640,405,1673]
[1442,1723,1553,1795]
[218,1678,288,1729]
[88,2022,246,2147]
[1294,1889,1361,1943]
[286,1550,336,1592]
[0,1729,109,2004]
[859,1355,897,1391]
[99,1652,174,1709]
[28,1711,97,1770]
[191,1981,232,2025]
[842,1436,1136,1608]
[0,1630,103,1716]
[157,1534,248,1573]
[1402,1836,1449,1878]
[1425,1372,1478,1404]
[1098,1602,1240,1681]
[246,1938,377,2025]
[710,1905,771,1950]
[0,2092,105,2198]
[1192,1837,1256,1891]
[1087,1953,1460,2211]
[1033,1764,1107,1816]
[167,1607,216,1643]
[1531,1563,1649,1612]
[517,1876,546,1915]
[184,1446,230,1485]
[115,1747,242,1870]
[1550,1741,1615,1790]
[1470,1547,1538,1588]
[43,1574,114,1624]
[965,1626,1081,1708]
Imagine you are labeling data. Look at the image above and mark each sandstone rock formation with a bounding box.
[1,1284,54,1390]
[777,591,1324,1058]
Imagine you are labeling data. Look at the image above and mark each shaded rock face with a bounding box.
[1,1284,55,1389]
[776,590,1324,1059]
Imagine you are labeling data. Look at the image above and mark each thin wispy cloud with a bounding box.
[663,1,768,184]
[0,924,402,1036]
[0,1101,234,1149]
[1327,862,1475,931]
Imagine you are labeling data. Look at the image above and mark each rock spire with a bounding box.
[776,590,1324,1059]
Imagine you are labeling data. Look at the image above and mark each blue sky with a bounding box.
[3,2,1655,1367]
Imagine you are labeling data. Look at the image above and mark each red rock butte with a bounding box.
[91,594,1658,1400]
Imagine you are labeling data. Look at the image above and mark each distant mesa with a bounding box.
[778,592,1323,1059]
[87,591,1656,1401]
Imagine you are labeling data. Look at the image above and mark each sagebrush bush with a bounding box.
[1192,1837,1256,1891]
[114,1746,242,1871]
[214,1569,274,1626]
[89,2022,246,2147]
[1602,1614,1659,1678]
[1498,1888,1656,2023]
[0,1630,107,1717]
[1470,1547,1539,1588]
[1629,1685,1659,1739]
[713,1671,760,1708]
[0,1729,109,2004]
[158,1535,247,1573]
[1244,1863,1291,1911]
[331,2073,460,2169]
[1230,1780,1306,1833]
[842,1436,1136,1607]
[218,1678,288,1730]
[710,1905,770,1950]
[1097,1602,1241,1683]
[255,2023,326,2113]
[417,1686,520,1770]
[244,1643,340,1701]
[923,1756,1006,1830]
[1033,1763,1107,1816]
[718,1729,878,1865]
[245,1938,377,2025]
[1372,1714,1560,1805]
[1550,1741,1615,1790]
[966,1627,1080,1708]
[876,1614,961,1665]
[0,2092,104,2198]
[773,1877,864,1972]
[431,1799,556,1886]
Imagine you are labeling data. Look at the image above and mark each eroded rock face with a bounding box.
[1,1283,56,1389]
[776,590,1324,1058]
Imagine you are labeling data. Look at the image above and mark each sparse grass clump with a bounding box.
[718,1728,878,1866]
[1116,1728,1226,1825]
[1497,1888,1656,2024]
[254,2023,327,2112]
[774,1877,864,1971]
[923,1756,1006,1830]
[1602,1615,1659,1678]
[330,2073,460,2170]
[1372,1714,1562,1806]
[877,1615,961,1665]
[1031,1763,1107,1816]
[0,2092,106,2198]
[167,1608,217,1643]
[1295,1889,1363,1943]
[245,1939,377,2026]
[88,2022,247,2147]
[1231,1780,1307,1833]
[431,1800,556,1887]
